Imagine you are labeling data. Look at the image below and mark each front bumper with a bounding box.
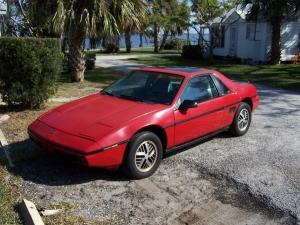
[28,120,127,169]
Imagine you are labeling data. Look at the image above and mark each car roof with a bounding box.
[137,67,216,78]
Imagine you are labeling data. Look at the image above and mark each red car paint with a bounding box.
[28,67,259,169]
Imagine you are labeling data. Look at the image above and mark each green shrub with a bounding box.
[164,38,185,50]
[85,58,95,70]
[181,45,203,59]
[104,43,119,53]
[85,51,96,70]
[62,53,69,73]
[0,37,63,108]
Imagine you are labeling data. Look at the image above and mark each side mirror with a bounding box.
[179,100,198,111]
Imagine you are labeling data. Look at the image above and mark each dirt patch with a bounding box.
[7,153,296,225]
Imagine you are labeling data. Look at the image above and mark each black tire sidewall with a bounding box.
[231,102,252,136]
[123,131,163,179]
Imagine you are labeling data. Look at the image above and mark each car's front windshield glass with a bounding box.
[102,71,184,105]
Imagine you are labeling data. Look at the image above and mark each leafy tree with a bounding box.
[242,0,300,64]
[159,0,190,51]
[5,0,14,36]
[26,0,63,37]
[147,0,162,53]
[192,0,237,61]
[1,0,27,36]
[147,0,190,53]
[0,0,60,37]
[138,18,151,47]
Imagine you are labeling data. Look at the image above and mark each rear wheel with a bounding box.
[230,102,252,136]
[123,131,163,179]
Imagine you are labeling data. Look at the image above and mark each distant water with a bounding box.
[85,32,208,49]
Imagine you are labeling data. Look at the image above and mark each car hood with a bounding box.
[39,93,165,140]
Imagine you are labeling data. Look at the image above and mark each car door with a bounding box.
[173,75,226,146]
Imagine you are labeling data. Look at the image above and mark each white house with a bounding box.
[209,5,300,63]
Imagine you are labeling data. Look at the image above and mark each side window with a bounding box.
[179,76,218,104]
[211,74,230,96]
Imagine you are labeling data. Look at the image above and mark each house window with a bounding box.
[246,24,255,41]
[212,26,225,48]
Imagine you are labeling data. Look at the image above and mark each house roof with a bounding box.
[206,3,300,26]
[211,4,252,24]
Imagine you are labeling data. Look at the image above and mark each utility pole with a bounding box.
[0,0,7,37]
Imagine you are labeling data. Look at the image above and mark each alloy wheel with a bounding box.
[238,108,250,131]
[134,140,158,173]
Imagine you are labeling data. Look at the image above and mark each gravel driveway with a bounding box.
[10,57,300,224]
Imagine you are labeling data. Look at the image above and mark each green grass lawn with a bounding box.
[135,55,300,92]
[87,47,181,56]
[0,162,22,225]
[124,47,180,55]
[56,67,122,98]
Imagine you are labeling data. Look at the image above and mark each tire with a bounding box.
[230,102,252,137]
[123,131,163,179]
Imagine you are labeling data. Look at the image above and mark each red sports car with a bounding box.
[28,67,259,179]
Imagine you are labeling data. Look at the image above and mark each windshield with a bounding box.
[102,71,184,105]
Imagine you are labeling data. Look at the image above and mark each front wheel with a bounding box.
[123,131,163,179]
[230,102,252,137]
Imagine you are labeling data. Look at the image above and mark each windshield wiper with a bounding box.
[101,91,154,104]
[118,94,147,103]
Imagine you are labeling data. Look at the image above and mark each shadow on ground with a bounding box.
[255,84,300,117]
[8,140,128,186]
[9,133,231,187]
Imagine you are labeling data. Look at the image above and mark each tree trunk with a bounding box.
[139,33,143,47]
[198,32,201,46]
[61,34,67,53]
[159,30,169,51]
[102,36,107,48]
[187,28,190,45]
[208,28,214,62]
[115,35,120,53]
[270,14,282,64]
[6,0,14,36]
[208,45,214,63]
[125,28,132,53]
[68,26,86,82]
[154,23,159,53]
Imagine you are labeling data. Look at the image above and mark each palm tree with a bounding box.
[50,0,146,82]
[112,0,147,53]
[148,0,190,53]
[242,0,299,64]
[147,0,163,53]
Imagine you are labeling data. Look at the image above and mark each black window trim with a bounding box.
[209,73,231,97]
